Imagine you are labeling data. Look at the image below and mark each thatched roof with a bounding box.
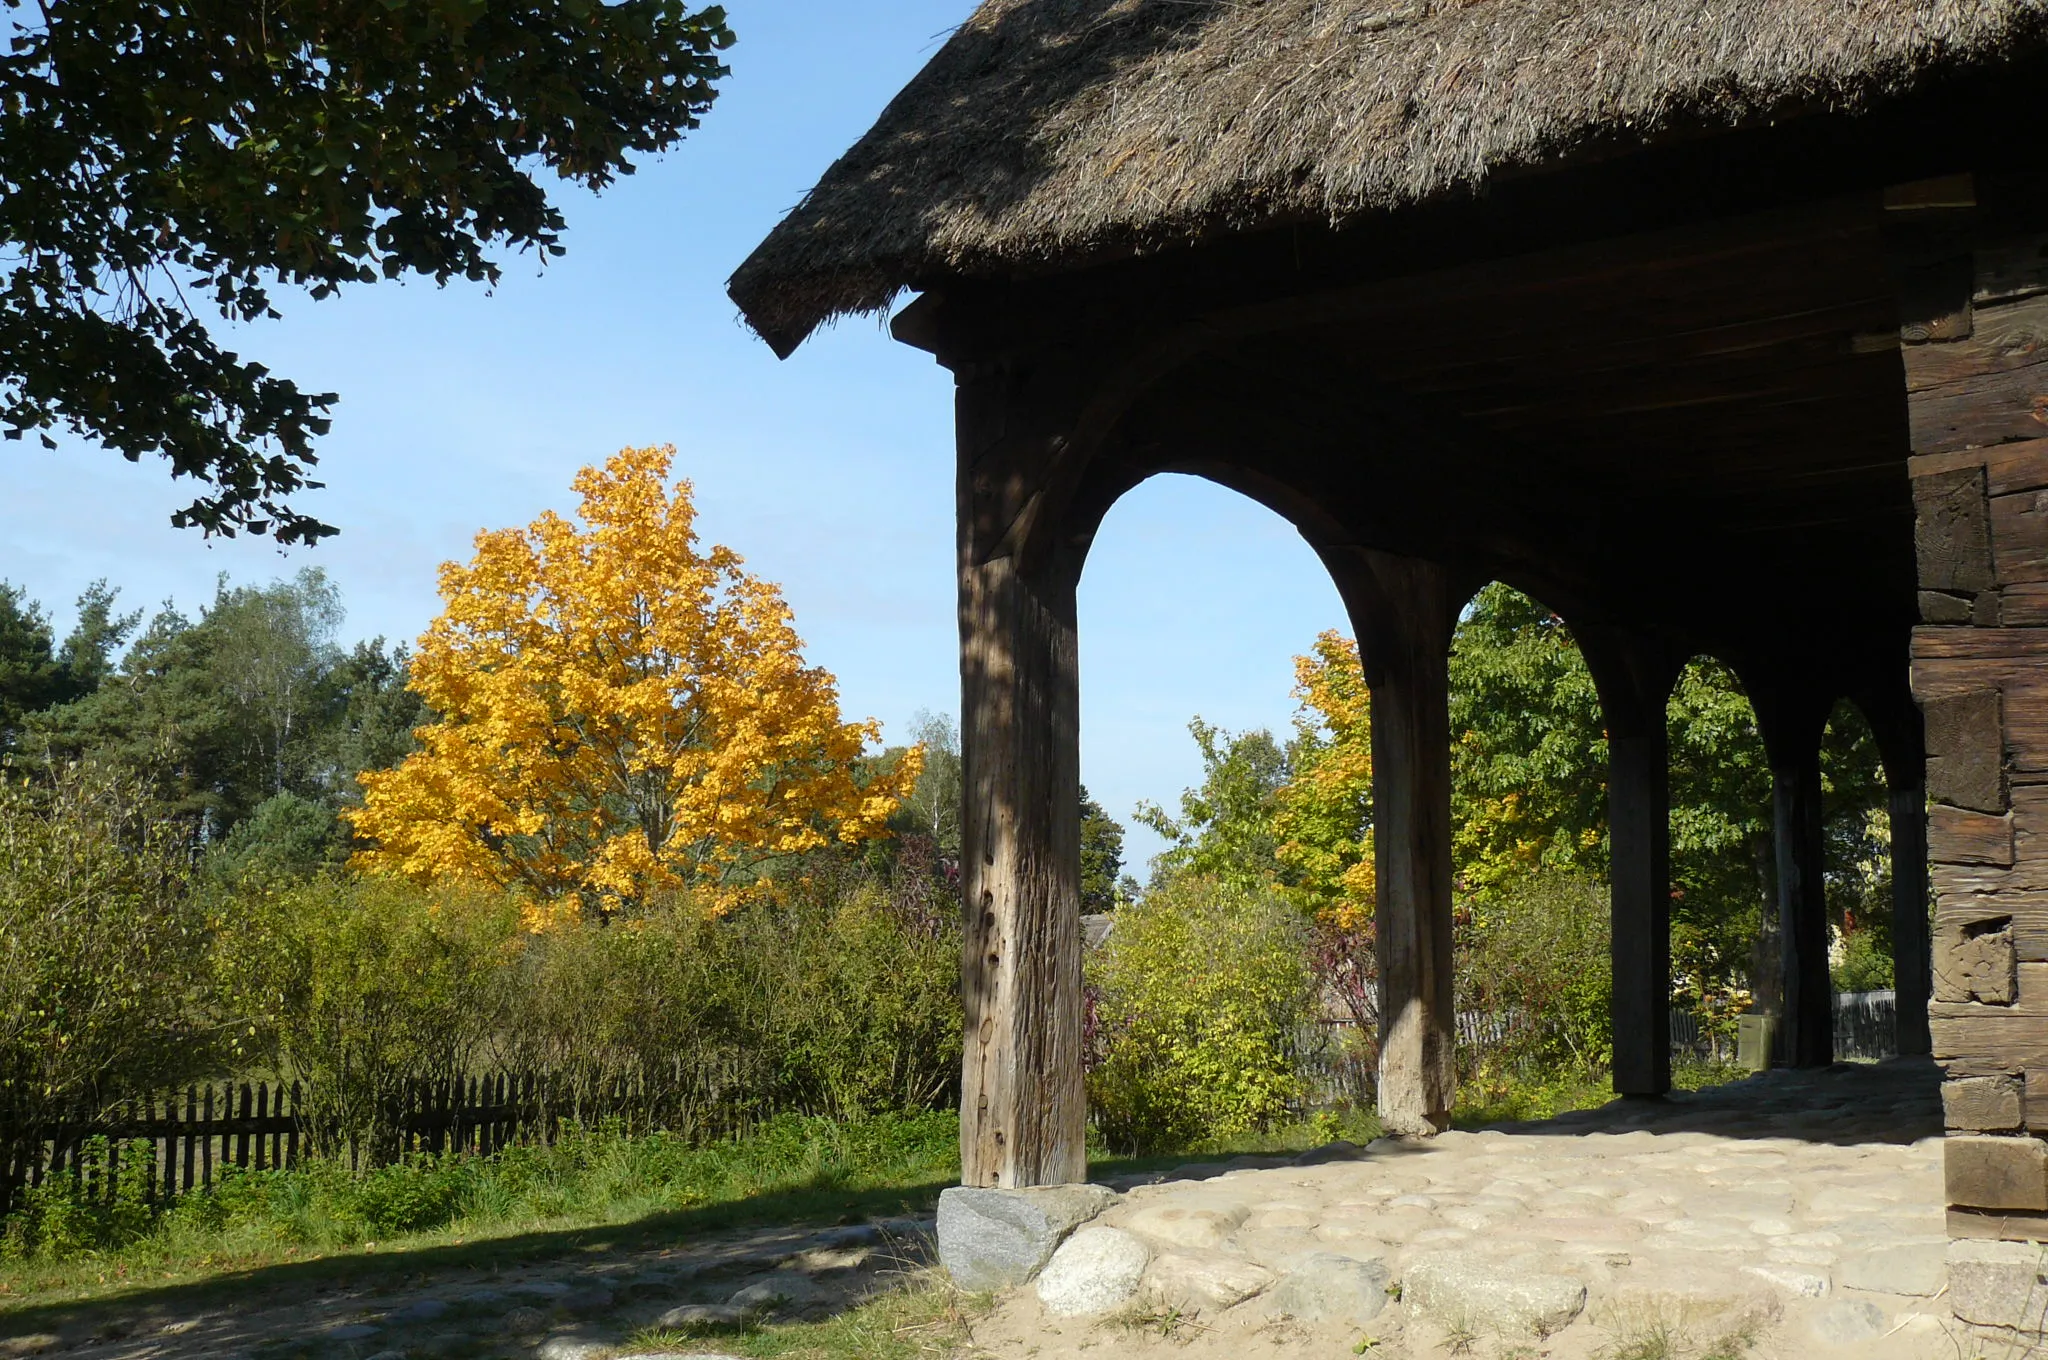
[731,0,2048,355]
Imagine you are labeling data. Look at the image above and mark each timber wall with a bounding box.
[1899,184,2048,1238]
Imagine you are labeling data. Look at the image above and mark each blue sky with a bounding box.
[0,2,1349,871]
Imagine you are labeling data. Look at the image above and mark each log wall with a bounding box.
[1895,178,2048,1238]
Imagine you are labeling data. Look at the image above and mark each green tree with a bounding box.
[1136,720,1290,890]
[54,580,142,698]
[1447,584,1608,896]
[0,0,733,542]
[0,584,65,752]
[30,570,350,834]
[207,791,346,884]
[315,640,430,809]
[1079,785,1126,912]
[893,709,962,858]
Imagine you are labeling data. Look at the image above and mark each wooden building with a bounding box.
[732,1,2048,1240]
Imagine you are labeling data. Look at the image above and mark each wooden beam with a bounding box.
[955,362,1090,1190]
[1329,548,1460,1135]
[1755,684,1836,1068]
[1776,755,1833,1068]
[957,545,1086,1189]
[1579,626,1682,1097]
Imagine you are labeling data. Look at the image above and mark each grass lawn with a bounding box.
[1450,1057,1751,1128]
[0,1113,963,1316]
[0,1107,1380,1324]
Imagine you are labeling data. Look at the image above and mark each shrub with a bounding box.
[212,875,523,1160]
[1455,872,1613,1082]
[0,1138,157,1259]
[1086,875,1313,1154]
[1832,924,1895,993]
[494,851,962,1135]
[0,768,213,1215]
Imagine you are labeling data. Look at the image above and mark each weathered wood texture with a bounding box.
[1339,549,1458,1135]
[1899,189,2048,1231]
[955,367,1089,1190]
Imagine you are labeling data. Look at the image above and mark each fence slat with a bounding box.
[2,1066,689,1205]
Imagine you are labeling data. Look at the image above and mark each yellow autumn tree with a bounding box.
[1273,632,1375,929]
[349,445,918,913]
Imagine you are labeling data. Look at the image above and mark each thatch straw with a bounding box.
[730,0,2048,355]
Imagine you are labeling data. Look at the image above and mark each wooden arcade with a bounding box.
[733,0,2048,1241]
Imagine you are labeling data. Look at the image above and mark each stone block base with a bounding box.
[1949,1239,2048,1334]
[935,1183,1119,1290]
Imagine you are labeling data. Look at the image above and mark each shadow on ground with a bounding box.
[0,1175,955,1340]
[1481,1056,1942,1146]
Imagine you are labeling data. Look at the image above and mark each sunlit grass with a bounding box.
[1453,1058,1751,1128]
[0,1112,961,1313]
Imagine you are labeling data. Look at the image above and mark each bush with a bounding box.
[203,845,962,1156]
[0,769,213,1215]
[1832,924,1895,993]
[0,1138,158,1259]
[1455,872,1613,1083]
[212,875,523,1161]
[1086,875,1313,1155]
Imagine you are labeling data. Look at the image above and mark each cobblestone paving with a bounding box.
[972,1058,1961,1359]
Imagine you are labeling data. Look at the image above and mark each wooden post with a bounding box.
[1330,548,1458,1135]
[1773,750,1833,1068]
[1753,680,1836,1070]
[1889,774,1934,1057]
[1580,628,1680,1097]
[955,361,1089,1189]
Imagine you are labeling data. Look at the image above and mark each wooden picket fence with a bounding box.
[0,1072,601,1209]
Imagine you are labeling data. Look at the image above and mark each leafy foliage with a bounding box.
[1086,875,1313,1154]
[1448,584,1609,893]
[214,875,519,1161]
[892,709,961,858]
[25,569,411,837]
[1078,785,1127,911]
[1274,631,1375,929]
[1135,720,1289,891]
[1455,873,1614,1084]
[0,0,733,541]
[349,446,917,910]
[205,844,963,1156]
[0,767,213,1213]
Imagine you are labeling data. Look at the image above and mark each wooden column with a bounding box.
[1580,628,1681,1097]
[1863,688,1934,1058]
[1890,774,1934,1057]
[1327,548,1458,1135]
[1889,171,2048,1238]
[1773,744,1834,1068]
[954,358,1090,1189]
[1754,679,1834,1068]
